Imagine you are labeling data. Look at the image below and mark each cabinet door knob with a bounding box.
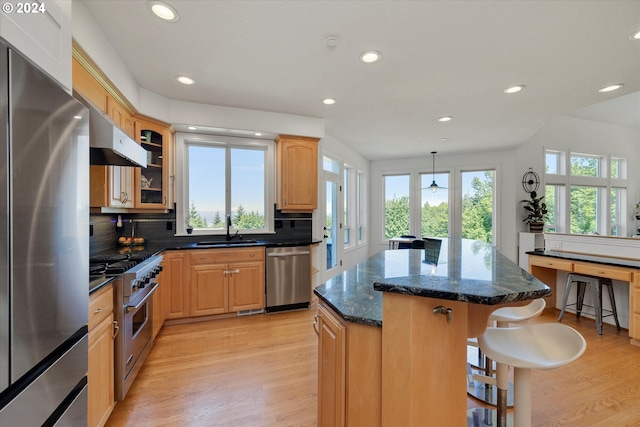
[94,308,102,314]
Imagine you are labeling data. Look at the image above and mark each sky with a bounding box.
[188,145,265,219]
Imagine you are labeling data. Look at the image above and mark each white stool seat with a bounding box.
[489,298,546,324]
[479,323,586,370]
[477,323,586,427]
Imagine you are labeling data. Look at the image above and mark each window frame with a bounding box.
[545,148,628,236]
[174,132,275,236]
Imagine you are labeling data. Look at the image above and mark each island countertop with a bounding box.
[314,238,551,327]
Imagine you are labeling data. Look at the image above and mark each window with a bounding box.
[420,172,449,238]
[344,166,351,246]
[545,150,564,175]
[570,185,600,234]
[357,171,365,242]
[175,133,273,235]
[545,149,628,236]
[571,153,603,177]
[544,184,563,233]
[461,170,494,244]
[384,174,410,239]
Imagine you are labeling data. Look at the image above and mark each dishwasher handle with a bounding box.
[267,251,310,257]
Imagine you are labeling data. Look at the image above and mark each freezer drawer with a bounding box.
[266,246,311,312]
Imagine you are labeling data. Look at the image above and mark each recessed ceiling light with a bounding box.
[360,50,381,63]
[598,84,623,93]
[254,132,263,136]
[504,85,525,94]
[438,116,453,122]
[73,115,82,120]
[187,126,197,130]
[630,29,640,40]
[176,75,196,85]
[322,98,336,105]
[148,1,179,22]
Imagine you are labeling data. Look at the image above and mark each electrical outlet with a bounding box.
[166,221,173,231]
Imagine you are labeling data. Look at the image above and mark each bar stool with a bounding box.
[474,323,586,427]
[467,299,546,426]
[558,273,621,335]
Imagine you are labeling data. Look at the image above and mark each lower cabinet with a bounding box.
[189,247,265,316]
[88,284,116,427]
[162,247,265,321]
[316,302,382,427]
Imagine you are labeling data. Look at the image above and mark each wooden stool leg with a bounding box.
[513,367,532,427]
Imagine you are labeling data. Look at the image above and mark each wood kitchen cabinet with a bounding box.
[162,251,190,320]
[275,135,320,212]
[316,302,382,427]
[88,284,116,427]
[189,247,265,316]
[135,117,173,209]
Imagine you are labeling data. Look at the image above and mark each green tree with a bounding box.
[212,211,223,229]
[188,202,208,228]
[234,204,265,229]
[462,172,493,243]
[384,195,410,238]
[421,202,448,237]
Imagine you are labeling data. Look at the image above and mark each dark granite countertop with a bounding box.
[89,275,115,294]
[314,239,551,327]
[526,249,640,269]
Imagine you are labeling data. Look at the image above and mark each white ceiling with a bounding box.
[81,0,640,160]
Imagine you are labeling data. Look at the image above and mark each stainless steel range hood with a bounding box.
[73,91,147,168]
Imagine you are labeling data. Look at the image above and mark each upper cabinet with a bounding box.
[0,0,72,90]
[73,47,174,212]
[276,135,320,212]
[135,117,174,209]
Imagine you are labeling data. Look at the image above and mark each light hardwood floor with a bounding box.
[106,304,640,427]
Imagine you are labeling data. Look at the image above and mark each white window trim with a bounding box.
[174,132,275,236]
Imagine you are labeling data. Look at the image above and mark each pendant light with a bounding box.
[429,151,443,192]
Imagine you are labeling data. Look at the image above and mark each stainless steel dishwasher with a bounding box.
[265,245,311,312]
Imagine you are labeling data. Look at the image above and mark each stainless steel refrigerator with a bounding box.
[0,39,90,425]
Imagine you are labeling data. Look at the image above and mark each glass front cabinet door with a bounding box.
[135,117,173,209]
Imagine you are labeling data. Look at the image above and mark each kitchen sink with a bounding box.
[196,239,260,247]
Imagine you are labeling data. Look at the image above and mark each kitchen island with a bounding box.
[313,239,550,427]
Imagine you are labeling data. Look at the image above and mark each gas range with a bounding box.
[90,252,163,301]
[90,251,163,401]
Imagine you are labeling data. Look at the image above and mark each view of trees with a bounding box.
[188,202,264,229]
[385,171,494,243]
[569,156,599,234]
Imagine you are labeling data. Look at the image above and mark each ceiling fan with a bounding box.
[424,151,447,192]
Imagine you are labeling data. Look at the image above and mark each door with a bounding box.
[228,261,264,311]
[324,174,340,275]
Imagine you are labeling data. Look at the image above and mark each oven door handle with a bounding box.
[125,283,159,313]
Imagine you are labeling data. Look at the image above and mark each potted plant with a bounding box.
[634,202,640,220]
[185,219,193,234]
[521,190,548,233]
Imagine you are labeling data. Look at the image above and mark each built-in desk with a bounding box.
[528,250,640,345]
